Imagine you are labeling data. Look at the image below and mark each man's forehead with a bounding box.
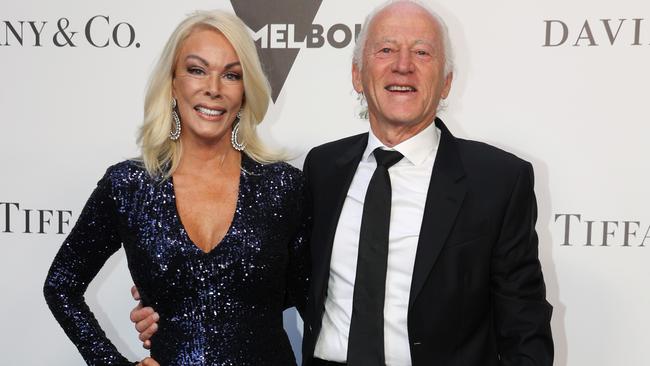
[367,8,441,41]
[372,2,438,26]
[371,37,437,47]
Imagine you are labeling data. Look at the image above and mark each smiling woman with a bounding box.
[172,28,245,151]
[139,10,281,179]
[43,10,310,366]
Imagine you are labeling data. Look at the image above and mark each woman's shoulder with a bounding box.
[101,159,158,190]
[243,155,304,191]
[103,159,147,179]
[262,161,303,180]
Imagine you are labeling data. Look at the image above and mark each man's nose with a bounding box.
[393,49,414,74]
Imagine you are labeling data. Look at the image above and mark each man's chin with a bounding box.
[379,115,430,128]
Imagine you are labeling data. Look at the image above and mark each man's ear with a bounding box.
[352,63,363,93]
[441,72,453,99]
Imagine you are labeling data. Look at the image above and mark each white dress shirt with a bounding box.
[314,122,440,366]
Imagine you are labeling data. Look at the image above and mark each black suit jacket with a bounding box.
[301,118,553,366]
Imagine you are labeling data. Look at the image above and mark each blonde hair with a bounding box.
[138,10,281,179]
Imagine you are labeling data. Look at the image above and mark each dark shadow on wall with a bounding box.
[524,156,567,366]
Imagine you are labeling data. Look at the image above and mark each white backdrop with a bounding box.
[1,0,649,365]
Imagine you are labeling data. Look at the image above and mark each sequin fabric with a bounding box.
[44,156,310,366]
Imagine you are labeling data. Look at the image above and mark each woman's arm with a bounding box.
[43,170,134,365]
[284,169,312,319]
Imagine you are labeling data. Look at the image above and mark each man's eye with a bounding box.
[415,50,429,56]
[380,47,392,53]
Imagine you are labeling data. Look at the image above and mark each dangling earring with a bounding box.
[231,111,245,151]
[169,98,181,141]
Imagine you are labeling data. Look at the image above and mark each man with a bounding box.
[132,1,554,365]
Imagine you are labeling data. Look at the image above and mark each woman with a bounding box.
[43,10,309,366]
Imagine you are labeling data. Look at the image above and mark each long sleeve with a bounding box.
[284,172,312,319]
[43,171,133,365]
[491,162,554,366]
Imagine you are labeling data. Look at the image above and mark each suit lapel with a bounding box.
[312,134,368,304]
[409,118,467,309]
[325,134,368,249]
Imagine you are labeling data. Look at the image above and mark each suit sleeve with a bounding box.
[43,171,135,365]
[491,162,554,366]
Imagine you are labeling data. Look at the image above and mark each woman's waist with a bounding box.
[149,320,293,365]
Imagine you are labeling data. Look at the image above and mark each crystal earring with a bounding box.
[169,98,181,141]
[231,111,245,151]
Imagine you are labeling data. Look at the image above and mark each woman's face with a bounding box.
[172,27,244,145]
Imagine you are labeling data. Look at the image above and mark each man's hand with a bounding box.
[138,357,160,366]
[130,285,159,349]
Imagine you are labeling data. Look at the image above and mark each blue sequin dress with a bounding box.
[44,156,310,366]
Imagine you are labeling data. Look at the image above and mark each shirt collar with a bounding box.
[362,121,440,166]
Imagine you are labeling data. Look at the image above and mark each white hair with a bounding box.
[352,0,454,77]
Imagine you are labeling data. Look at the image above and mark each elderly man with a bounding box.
[302,1,553,365]
[132,1,554,365]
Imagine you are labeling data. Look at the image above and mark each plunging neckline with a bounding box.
[169,166,244,255]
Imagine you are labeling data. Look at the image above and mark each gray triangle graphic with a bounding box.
[231,0,323,102]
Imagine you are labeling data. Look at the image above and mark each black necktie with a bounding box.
[347,148,403,366]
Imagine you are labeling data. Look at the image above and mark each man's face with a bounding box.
[353,3,452,132]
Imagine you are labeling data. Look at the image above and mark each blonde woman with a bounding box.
[44,10,309,366]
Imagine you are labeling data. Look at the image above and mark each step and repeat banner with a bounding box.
[1,0,648,365]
